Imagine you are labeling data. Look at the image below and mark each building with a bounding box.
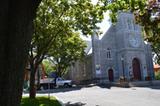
[66,41,93,84]
[67,12,154,84]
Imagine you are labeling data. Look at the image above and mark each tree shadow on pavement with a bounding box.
[36,87,82,94]
[23,86,83,94]
[64,101,86,106]
[97,81,160,90]
[140,85,160,89]
[23,83,112,94]
[23,81,160,95]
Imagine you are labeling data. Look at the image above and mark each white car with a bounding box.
[39,78,55,90]
[56,77,72,87]
[39,77,72,90]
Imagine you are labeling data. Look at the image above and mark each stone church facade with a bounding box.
[67,12,154,84]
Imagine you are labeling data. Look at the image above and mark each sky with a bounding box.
[80,11,111,40]
[80,0,111,40]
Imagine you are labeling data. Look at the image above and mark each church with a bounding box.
[67,12,154,84]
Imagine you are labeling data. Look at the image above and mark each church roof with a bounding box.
[99,24,112,40]
[84,40,92,54]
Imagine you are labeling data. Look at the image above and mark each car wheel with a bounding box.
[69,85,72,88]
[40,86,44,90]
[64,83,69,88]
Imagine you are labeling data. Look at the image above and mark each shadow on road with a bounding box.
[23,81,160,94]
[96,80,160,90]
[141,86,160,89]
[34,84,112,94]
[23,86,84,94]
[64,101,86,106]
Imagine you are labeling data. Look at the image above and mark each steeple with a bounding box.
[91,30,101,78]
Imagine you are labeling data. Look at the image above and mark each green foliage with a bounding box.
[28,0,108,98]
[31,0,108,63]
[21,96,61,106]
[107,0,147,23]
[151,43,160,64]
[31,0,108,76]
[155,71,160,80]
[48,33,87,76]
[42,60,55,74]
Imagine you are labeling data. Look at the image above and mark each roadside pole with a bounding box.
[48,83,50,99]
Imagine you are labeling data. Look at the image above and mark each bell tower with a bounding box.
[91,31,101,79]
[115,12,144,50]
[115,12,149,81]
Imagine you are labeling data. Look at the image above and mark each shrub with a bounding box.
[155,71,160,80]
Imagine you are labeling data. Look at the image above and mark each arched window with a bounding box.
[106,48,111,59]
[127,18,132,29]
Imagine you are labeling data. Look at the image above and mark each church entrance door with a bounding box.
[108,69,114,82]
[132,58,141,80]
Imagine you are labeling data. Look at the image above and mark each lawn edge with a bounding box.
[55,96,64,106]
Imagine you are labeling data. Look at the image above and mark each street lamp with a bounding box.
[121,56,125,80]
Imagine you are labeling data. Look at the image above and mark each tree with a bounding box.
[42,60,55,75]
[29,0,108,98]
[107,0,160,63]
[0,0,41,106]
[48,33,86,77]
[152,43,160,64]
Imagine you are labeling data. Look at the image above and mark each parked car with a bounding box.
[56,77,72,88]
[39,78,55,90]
[39,77,72,90]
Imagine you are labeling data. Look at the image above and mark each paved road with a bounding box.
[23,85,160,106]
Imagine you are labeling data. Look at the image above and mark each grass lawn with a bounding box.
[21,96,61,106]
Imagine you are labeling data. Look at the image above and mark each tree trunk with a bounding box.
[29,61,41,98]
[29,62,37,99]
[0,0,41,106]
[57,65,61,77]
[29,53,45,98]
[37,68,40,90]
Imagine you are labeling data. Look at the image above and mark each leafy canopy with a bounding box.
[48,32,87,76]
[28,0,109,98]
[31,0,108,75]
[42,60,55,74]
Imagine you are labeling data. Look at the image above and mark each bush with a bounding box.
[155,71,160,80]
[43,60,55,75]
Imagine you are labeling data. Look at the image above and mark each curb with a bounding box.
[55,96,65,106]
